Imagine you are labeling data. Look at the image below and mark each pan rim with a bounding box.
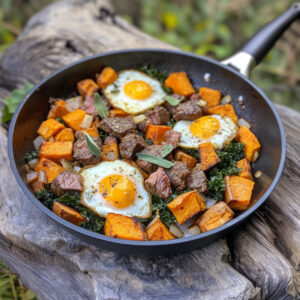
[8,48,286,249]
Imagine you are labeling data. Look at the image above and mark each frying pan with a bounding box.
[8,4,300,255]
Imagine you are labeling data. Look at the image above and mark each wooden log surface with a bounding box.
[0,0,299,299]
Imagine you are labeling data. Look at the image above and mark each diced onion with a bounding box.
[169,224,183,238]
[48,136,54,142]
[28,158,39,169]
[221,95,232,105]
[238,118,251,129]
[197,100,207,107]
[33,135,45,150]
[133,114,146,124]
[26,171,39,183]
[80,114,93,129]
[73,166,82,173]
[24,164,30,173]
[255,170,262,178]
[60,159,74,173]
[65,96,83,112]
[187,225,201,236]
[253,151,259,162]
[39,170,48,184]
[205,198,217,208]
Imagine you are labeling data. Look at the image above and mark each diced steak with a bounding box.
[186,163,207,193]
[73,132,102,165]
[81,95,97,117]
[174,99,203,121]
[119,134,147,159]
[50,171,83,196]
[98,117,136,138]
[145,167,172,199]
[166,161,190,191]
[189,93,201,101]
[163,130,181,149]
[136,145,165,173]
[163,93,185,115]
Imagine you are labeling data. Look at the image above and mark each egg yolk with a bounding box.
[99,174,136,208]
[190,116,220,139]
[124,80,152,100]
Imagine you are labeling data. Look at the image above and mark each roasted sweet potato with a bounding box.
[174,150,198,170]
[79,126,99,138]
[165,72,195,97]
[102,136,119,161]
[77,79,99,98]
[145,124,171,145]
[199,87,221,108]
[62,109,86,131]
[236,158,253,180]
[206,104,238,124]
[195,201,234,232]
[54,128,74,143]
[39,141,73,162]
[235,126,261,162]
[198,142,220,171]
[146,216,174,241]
[97,67,118,89]
[52,202,86,225]
[37,118,65,140]
[167,190,206,225]
[35,158,64,183]
[104,213,146,241]
[47,100,69,119]
[30,180,44,192]
[225,175,255,210]
[109,108,129,118]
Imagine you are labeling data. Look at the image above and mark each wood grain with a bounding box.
[0,0,299,299]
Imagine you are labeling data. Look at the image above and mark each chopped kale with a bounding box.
[206,142,245,201]
[166,117,176,128]
[151,194,176,227]
[55,117,65,125]
[35,186,56,209]
[145,138,153,145]
[99,130,109,143]
[139,64,172,94]
[24,150,39,163]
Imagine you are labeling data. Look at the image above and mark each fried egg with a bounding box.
[103,70,166,114]
[173,115,237,150]
[80,160,151,218]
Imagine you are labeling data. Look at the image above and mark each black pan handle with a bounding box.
[222,3,300,77]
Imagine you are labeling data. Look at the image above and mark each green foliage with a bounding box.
[206,142,244,201]
[24,151,39,163]
[151,194,176,227]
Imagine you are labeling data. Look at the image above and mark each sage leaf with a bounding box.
[161,144,173,157]
[85,131,101,157]
[136,153,174,168]
[165,95,180,106]
[94,93,109,119]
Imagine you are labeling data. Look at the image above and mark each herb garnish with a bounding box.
[94,93,109,119]
[165,95,180,106]
[136,153,174,168]
[24,150,39,163]
[85,131,101,157]
[161,144,173,157]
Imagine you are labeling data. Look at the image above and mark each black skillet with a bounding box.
[8,4,300,255]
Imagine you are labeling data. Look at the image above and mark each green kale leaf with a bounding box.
[24,150,39,163]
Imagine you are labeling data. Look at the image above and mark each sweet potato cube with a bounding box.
[146,216,174,241]
[109,108,129,118]
[37,118,65,140]
[102,136,119,161]
[225,175,255,210]
[167,190,206,225]
[47,100,69,119]
[145,124,171,145]
[39,141,73,162]
[35,158,64,183]
[174,150,198,170]
[54,128,74,143]
[104,213,146,241]
[165,72,195,97]
[206,104,238,124]
[198,142,220,171]
[236,158,253,180]
[235,126,261,162]
[195,201,234,232]
[62,109,86,131]
[52,202,86,225]
[77,79,99,98]
[97,67,118,89]
[199,87,221,108]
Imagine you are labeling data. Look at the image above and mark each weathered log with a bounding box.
[0,0,299,299]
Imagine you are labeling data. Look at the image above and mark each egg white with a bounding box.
[173,115,237,150]
[80,160,151,218]
[103,69,166,114]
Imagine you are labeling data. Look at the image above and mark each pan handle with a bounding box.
[222,3,300,77]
